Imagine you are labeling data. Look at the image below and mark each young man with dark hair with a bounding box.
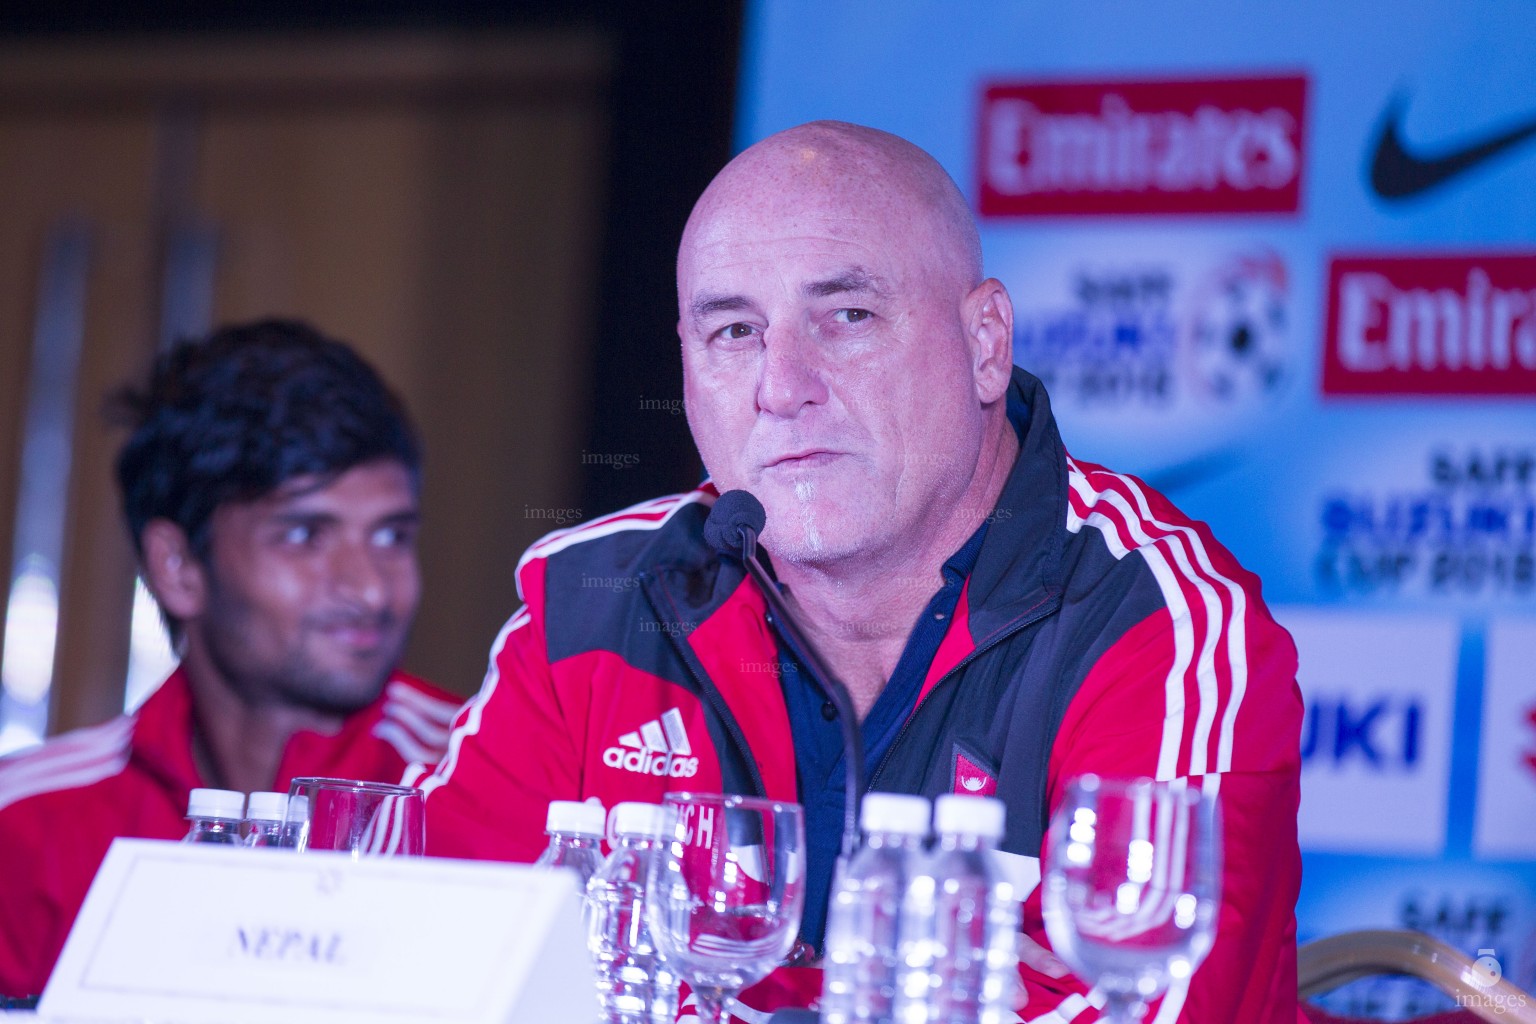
[0,319,461,998]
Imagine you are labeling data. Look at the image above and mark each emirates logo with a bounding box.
[1320,253,1536,396]
[978,74,1308,217]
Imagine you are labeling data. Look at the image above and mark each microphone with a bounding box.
[704,490,863,861]
[702,488,764,563]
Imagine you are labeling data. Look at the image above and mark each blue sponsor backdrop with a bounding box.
[739,2,1536,1016]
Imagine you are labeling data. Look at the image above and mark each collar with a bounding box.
[945,517,989,584]
[127,666,204,795]
[962,367,1069,638]
[652,368,1067,669]
[127,665,418,794]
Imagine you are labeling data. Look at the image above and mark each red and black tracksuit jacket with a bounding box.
[419,368,1304,1023]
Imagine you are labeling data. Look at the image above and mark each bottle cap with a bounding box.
[860,792,931,836]
[187,788,246,821]
[246,792,289,822]
[934,793,1005,839]
[545,799,605,837]
[609,801,665,838]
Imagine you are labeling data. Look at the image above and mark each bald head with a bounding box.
[675,119,1017,575]
[680,121,983,292]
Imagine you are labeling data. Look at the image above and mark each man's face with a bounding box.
[188,460,420,714]
[679,178,989,567]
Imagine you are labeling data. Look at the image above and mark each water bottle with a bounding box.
[244,791,290,848]
[182,788,246,844]
[894,794,1020,1024]
[586,801,678,1024]
[821,792,932,1024]
[534,798,607,886]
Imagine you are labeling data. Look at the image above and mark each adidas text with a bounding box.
[602,746,700,778]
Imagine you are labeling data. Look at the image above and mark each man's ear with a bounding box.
[139,519,206,621]
[964,277,1015,405]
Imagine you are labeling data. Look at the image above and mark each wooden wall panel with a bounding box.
[52,215,160,732]
[0,31,612,734]
[198,106,433,386]
[0,114,160,733]
[410,102,608,692]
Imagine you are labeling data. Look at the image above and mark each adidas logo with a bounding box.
[602,708,700,778]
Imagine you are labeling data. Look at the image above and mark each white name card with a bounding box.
[39,838,597,1024]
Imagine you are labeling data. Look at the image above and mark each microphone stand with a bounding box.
[731,525,864,862]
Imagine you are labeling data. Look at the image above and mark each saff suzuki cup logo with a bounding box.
[1011,247,1292,413]
[602,707,700,778]
[1187,250,1289,401]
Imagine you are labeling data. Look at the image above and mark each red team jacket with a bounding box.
[419,370,1307,1024]
[0,666,461,997]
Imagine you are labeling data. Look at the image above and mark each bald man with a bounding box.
[422,122,1303,1023]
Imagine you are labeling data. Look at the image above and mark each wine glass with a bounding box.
[646,793,806,1024]
[1042,775,1221,1023]
[284,777,425,857]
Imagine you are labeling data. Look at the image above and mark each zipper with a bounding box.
[867,596,1060,790]
[639,570,768,798]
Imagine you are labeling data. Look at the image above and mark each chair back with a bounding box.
[1299,929,1536,1024]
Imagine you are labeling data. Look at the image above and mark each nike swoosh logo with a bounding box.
[1370,93,1536,200]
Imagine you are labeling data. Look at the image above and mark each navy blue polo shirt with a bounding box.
[776,522,988,952]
